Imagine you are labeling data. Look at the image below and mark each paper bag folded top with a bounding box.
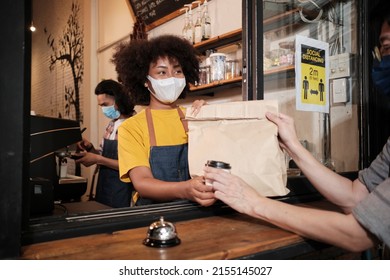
[186,100,289,197]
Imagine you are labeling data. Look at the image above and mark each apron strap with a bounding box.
[146,107,188,147]
[145,108,157,147]
[177,107,188,133]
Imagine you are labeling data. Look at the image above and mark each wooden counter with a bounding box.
[21,201,341,260]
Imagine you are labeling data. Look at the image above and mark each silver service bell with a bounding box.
[143,216,181,248]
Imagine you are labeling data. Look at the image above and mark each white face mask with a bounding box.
[147,75,186,104]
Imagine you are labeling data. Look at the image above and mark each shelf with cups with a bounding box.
[263,7,301,33]
[264,65,295,75]
[193,28,242,54]
[264,65,296,88]
[189,6,302,95]
[189,29,243,96]
[262,6,302,83]
[189,76,242,95]
[188,6,302,95]
[264,65,295,79]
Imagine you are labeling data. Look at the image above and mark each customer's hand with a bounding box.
[203,166,261,215]
[265,112,301,156]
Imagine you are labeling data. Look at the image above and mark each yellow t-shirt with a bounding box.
[118,107,188,182]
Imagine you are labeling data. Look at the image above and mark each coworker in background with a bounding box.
[112,34,215,206]
[204,11,390,256]
[75,79,136,208]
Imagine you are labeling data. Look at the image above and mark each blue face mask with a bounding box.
[101,105,120,119]
[372,55,390,97]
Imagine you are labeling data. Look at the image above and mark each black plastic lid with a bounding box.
[206,160,231,169]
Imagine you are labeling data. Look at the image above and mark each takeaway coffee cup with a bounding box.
[205,160,231,186]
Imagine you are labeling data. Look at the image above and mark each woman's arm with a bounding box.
[129,166,216,206]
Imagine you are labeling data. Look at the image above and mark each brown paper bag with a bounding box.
[186,100,289,197]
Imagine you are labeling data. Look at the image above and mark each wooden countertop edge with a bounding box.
[22,202,336,260]
[22,232,306,260]
[191,235,306,260]
[21,215,307,260]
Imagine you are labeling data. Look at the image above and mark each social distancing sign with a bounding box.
[295,35,329,113]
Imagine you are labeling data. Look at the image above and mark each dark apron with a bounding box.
[135,107,190,205]
[95,138,133,208]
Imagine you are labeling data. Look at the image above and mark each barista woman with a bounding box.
[75,79,135,208]
[112,34,215,206]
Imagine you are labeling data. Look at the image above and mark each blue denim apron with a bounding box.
[95,138,133,208]
[135,107,190,205]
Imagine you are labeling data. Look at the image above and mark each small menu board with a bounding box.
[128,0,205,31]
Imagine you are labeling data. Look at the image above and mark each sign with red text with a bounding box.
[295,35,329,113]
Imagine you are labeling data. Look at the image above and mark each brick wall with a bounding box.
[31,0,85,123]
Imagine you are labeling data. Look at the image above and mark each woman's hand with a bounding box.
[190,99,207,117]
[187,175,216,207]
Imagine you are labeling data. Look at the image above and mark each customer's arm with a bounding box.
[204,167,376,252]
[265,112,369,213]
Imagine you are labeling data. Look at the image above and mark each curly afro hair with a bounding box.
[112,34,200,105]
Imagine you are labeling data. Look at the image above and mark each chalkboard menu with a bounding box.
[128,0,204,30]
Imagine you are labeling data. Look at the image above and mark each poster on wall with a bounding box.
[295,35,329,113]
